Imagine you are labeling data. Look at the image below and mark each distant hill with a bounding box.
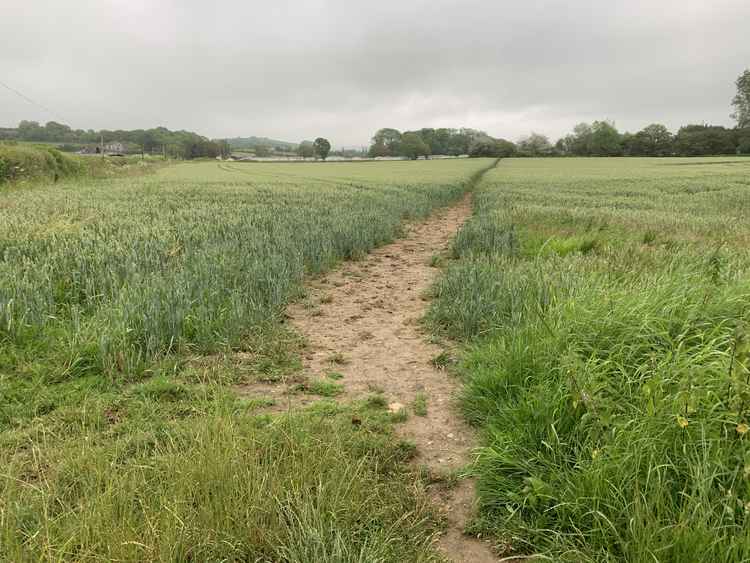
[227,136,296,150]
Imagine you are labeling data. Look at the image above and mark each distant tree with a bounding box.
[417,128,437,154]
[254,145,270,157]
[738,128,750,155]
[629,124,673,156]
[674,125,737,156]
[44,121,73,142]
[589,121,622,156]
[314,137,331,160]
[468,137,516,158]
[400,132,430,159]
[369,128,402,157]
[564,121,622,156]
[450,128,482,155]
[494,139,515,157]
[570,123,593,155]
[17,120,44,141]
[556,135,575,156]
[732,69,750,128]
[297,140,315,158]
[430,128,456,155]
[517,133,553,156]
[216,139,231,158]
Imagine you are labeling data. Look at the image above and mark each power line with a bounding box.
[0,78,65,122]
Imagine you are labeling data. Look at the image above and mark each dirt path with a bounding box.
[238,191,496,561]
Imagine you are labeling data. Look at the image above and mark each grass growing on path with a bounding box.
[429,157,750,561]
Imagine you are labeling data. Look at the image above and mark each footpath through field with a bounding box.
[238,166,498,562]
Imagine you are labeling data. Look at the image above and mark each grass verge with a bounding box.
[428,157,750,561]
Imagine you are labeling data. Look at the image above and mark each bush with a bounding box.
[0,143,82,183]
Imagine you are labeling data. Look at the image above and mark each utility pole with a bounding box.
[100,134,104,157]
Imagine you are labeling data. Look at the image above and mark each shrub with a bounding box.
[0,143,81,183]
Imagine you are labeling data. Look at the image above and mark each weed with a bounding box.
[412,392,428,416]
[328,352,349,365]
[365,393,388,409]
[308,379,344,397]
[326,371,345,380]
[389,409,409,423]
[428,253,444,267]
[430,351,454,369]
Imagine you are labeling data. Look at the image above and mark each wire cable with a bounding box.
[0,79,65,122]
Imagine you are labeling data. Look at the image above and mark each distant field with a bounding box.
[158,158,482,184]
[0,157,490,561]
[429,156,750,561]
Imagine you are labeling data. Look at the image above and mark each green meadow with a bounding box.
[429,156,750,561]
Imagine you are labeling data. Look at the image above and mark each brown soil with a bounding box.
[237,194,497,562]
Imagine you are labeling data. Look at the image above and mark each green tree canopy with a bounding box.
[399,132,430,159]
[313,137,331,160]
[589,121,623,156]
[297,140,314,158]
[732,69,750,128]
[628,123,673,156]
[369,128,402,157]
[517,133,553,156]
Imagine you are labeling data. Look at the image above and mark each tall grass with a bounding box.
[1,158,492,561]
[429,157,750,561]
[0,396,441,562]
[1,159,490,384]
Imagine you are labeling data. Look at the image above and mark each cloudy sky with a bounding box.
[2,0,749,147]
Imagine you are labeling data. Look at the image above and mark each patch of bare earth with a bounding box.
[237,194,497,562]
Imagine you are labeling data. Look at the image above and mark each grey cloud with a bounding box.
[2,0,748,146]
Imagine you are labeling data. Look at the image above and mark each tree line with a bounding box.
[369,123,750,160]
[295,138,332,160]
[368,127,516,159]
[0,121,231,160]
[370,69,750,159]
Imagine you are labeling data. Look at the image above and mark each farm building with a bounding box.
[102,141,126,155]
[78,141,127,155]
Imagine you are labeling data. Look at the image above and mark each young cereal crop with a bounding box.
[429,156,750,561]
[0,158,492,561]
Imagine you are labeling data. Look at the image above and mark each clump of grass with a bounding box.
[412,393,428,416]
[430,351,454,369]
[428,253,444,267]
[308,379,344,397]
[326,371,344,380]
[365,393,388,409]
[642,229,657,244]
[0,409,441,561]
[451,215,519,259]
[328,352,349,365]
[389,408,409,423]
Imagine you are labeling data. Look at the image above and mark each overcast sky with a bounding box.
[2,0,749,147]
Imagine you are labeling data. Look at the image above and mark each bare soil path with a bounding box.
[238,192,497,562]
